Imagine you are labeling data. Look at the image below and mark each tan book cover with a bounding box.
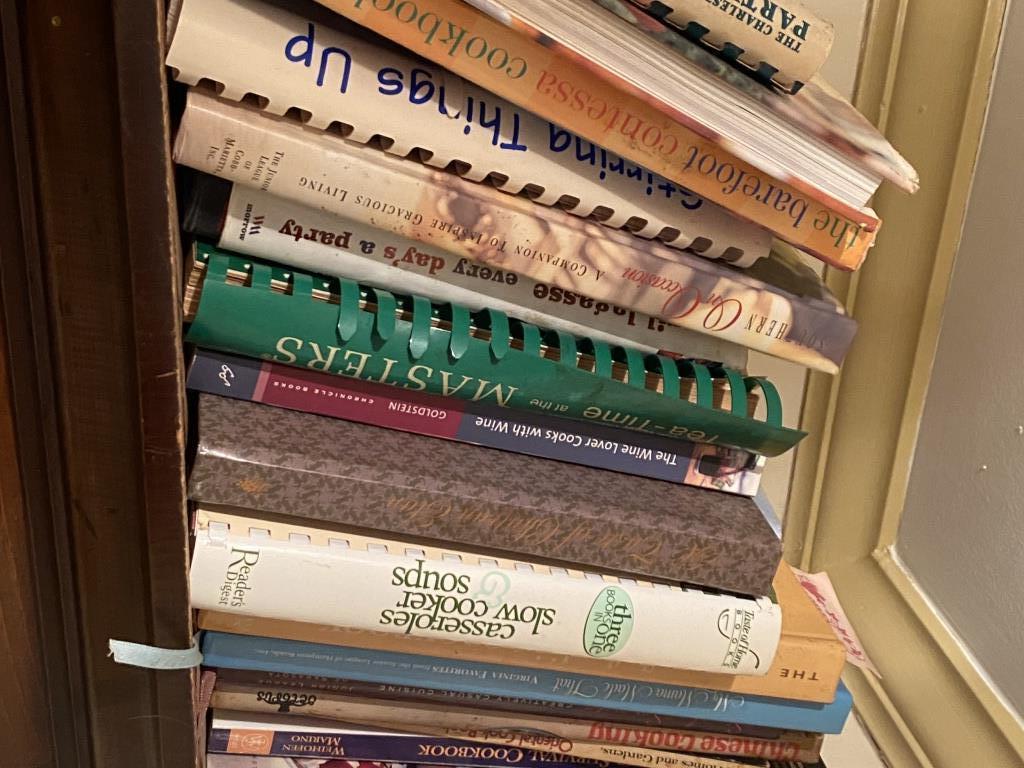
[199,561,845,704]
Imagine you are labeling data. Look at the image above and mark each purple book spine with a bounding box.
[208,726,604,768]
[187,348,762,495]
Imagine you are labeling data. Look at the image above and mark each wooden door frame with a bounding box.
[0,1,196,765]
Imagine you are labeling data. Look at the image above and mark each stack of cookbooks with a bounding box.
[165,0,917,765]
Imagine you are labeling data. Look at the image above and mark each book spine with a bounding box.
[187,247,805,458]
[620,0,832,91]
[427,730,754,768]
[208,727,609,767]
[200,609,843,705]
[189,510,781,675]
[200,631,853,734]
[190,177,749,368]
[164,0,771,265]
[208,695,820,762]
[308,0,877,268]
[208,690,789,768]
[212,668,793,738]
[191,394,784,595]
[187,349,763,496]
[174,91,857,374]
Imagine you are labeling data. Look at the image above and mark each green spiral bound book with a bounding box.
[185,243,805,456]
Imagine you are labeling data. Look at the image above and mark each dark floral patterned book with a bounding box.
[188,393,782,596]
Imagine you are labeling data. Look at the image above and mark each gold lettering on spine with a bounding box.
[472,380,518,406]
[341,349,372,378]
[375,356,400,384]
[406,364,433,390]
[439,370,474,397]
[307,341,342,371]
[273,336,301,363]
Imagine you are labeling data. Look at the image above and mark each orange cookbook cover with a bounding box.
[310,0,882,269]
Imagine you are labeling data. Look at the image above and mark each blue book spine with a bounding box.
[210,726,604,767]
[200,632,851,734]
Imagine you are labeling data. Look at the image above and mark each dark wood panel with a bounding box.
[1,0,197,765]
[0,315,59,768]
[0,5,89,764]
[109,2,199,763]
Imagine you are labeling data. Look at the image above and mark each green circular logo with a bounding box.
[583,586,635,657]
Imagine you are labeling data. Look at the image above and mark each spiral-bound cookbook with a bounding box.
[183,174,750,369]
[190,507,782,676]
[300,0,917,269]
[625,0,833,92]
[173,92,858,373]
[165,0,771,265]
[185,244,803,456]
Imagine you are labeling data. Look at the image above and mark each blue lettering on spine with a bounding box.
[377,66,404,95]
[282,20,713,202]
[285,23,352,93]
[547,124,704,211]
